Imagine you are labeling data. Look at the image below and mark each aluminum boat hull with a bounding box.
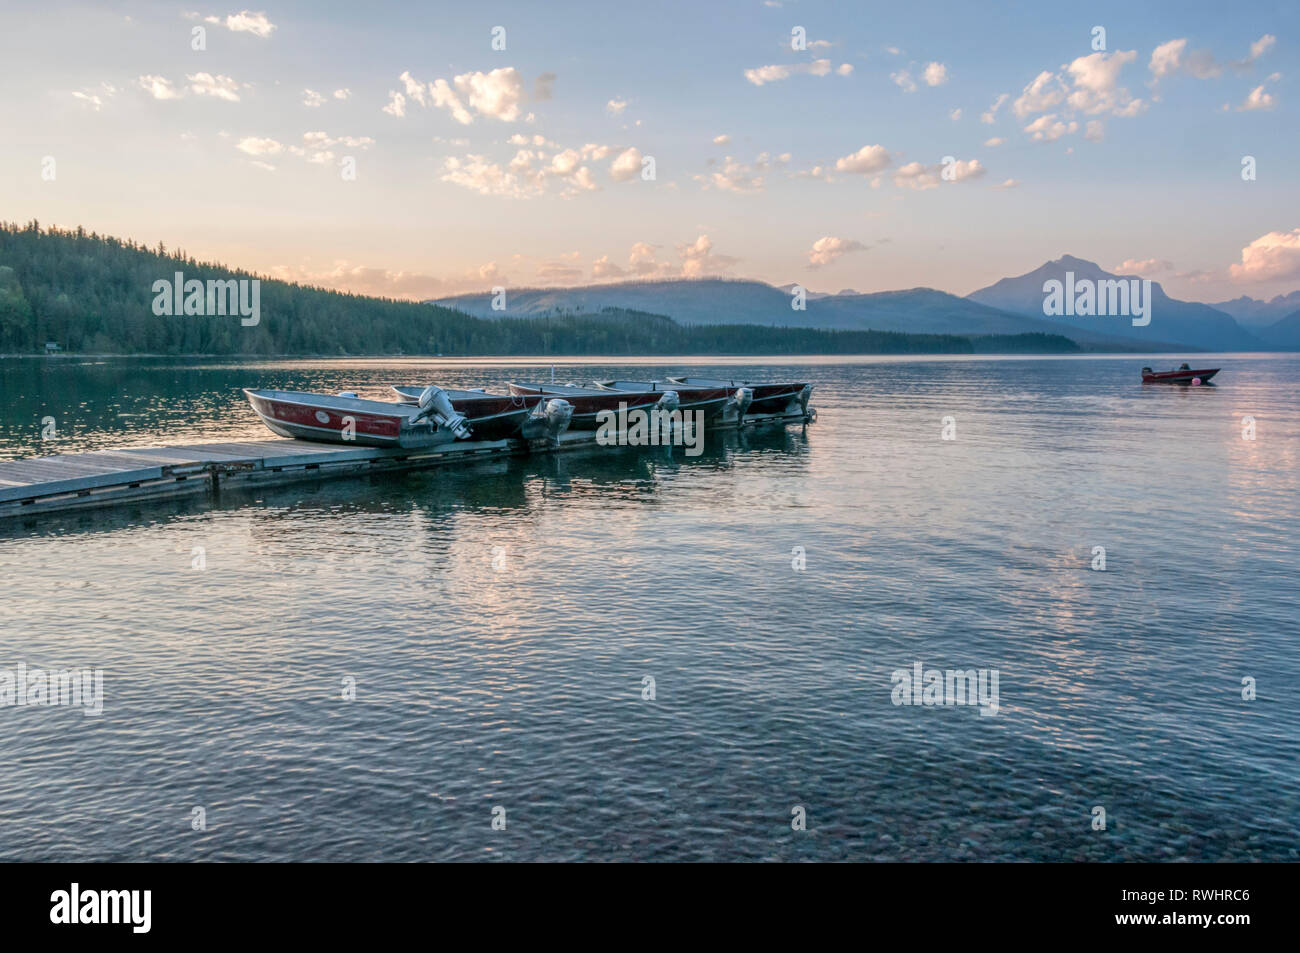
[591,380,732,419]
[507,383,667,430]
[666,377,810,415]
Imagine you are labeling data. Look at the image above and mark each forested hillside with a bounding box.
[0,222,1081,356]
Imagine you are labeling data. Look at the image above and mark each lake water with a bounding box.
[1,354,1297,861]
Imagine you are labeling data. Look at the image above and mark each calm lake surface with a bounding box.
[1,354,1297,861]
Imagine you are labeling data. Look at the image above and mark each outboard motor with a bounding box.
[797,384,812,417]
[730,386,754,421]
[411,385,472,439]
[544,398,574,439]
[521,397,574,444]
[654,390,680,415]
[336,391,358,398]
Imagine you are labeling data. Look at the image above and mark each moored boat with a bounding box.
[245,388,468,448]
[1141,363,1220,385]
[507,382,678,430]
[590,380,733,419]
[666,377,811,416]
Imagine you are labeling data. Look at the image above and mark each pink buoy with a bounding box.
[1191,377,1202,386]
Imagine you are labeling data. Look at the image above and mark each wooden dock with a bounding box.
[0,408,813,520]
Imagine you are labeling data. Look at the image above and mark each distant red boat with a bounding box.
[1141,363,1220,385]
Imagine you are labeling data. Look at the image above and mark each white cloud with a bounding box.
[188,72,246,101]
[712,134,731,145]
[204,10,276,39]
[677,234,738,277]
[1229,229,1300,281]
[1065,50,1141,115]
[1239,81,1277,111]
[442,154,527,197]
[1014,70,1067,117]
[609,147,642,182]
[923,62,948,86]
[991,179,1019,191]
[743,58,845,85]
[949,107,962,120]
[629,241,666,276]
[382,91,406,118]
[1023,114,1078,141]
[71,82,117,111]
[440,140,619,198]
[1247,34,1276,63]
[1084,119,1105,142]
[605,98,628,116]
[333,88,351,100]
[1116,258,1173,276]
[695,154,774,193]
[236,136,283,156]
[983,136,1005,147]
[893,161,939,190]
[944,158,985,182]
[807,236,866,268]
[389,68,525,123]
[429,78,473,124]
[834,144,891,175]
[270,260,505,300]
[980,92,1009,123]
[1150,34,1274,86]
[890,69,917,93]
[591,255,626,279]
[888,156,985,191]
[138,75,183,100]
[1149,39,1187,81]
[302,88,326,107]
[400,71,428,107]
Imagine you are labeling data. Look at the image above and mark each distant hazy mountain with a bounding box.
[431,277,1169,350]
[1258,309,1300,349]
[1210,291,1300,328]
[968,255,1262,351]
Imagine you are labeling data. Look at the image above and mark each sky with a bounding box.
[3,0,1298,304]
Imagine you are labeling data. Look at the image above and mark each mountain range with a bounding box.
[433,256,1300,352]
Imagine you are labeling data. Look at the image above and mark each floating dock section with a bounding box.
[0,407,813,519]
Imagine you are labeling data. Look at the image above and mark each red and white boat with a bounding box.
[590,380,735,419]
[1141,363,1220,385]
[666,377,811,416]
[245,388,471,448]
[507,382,678,430]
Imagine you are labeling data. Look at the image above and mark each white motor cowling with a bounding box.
[730,386,754,420]
[655,390,680,415]
[542,398,574,439]
[522,397,573,443]
[797,384,812,416]
[411,385,472,439]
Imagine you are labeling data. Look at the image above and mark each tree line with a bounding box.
[0,222,1079,356]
